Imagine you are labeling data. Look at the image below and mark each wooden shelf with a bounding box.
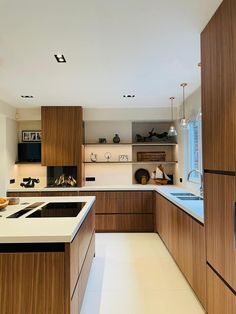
[84,143,132,146]
[84,142,177,146]
[132,161,178,165]
[84,161,132,164]
[132,142,177,146]
[15,161,41,164]
[84,161,177,164]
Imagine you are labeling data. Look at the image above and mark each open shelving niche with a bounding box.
[84,121,178,186]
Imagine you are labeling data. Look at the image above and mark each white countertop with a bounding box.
[0,196,95,243]
[7,184,204,224]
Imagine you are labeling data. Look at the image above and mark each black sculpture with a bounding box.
[20,177,40,188]
[135,128,169,142]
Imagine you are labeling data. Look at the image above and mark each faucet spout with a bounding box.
[187,169,203,197]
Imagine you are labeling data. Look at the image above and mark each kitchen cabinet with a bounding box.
[201,0,236,311]
[7,191,79,197]
[155,192,206,308]
[207,265,236,314]
[79,191,154,232]
[201,0,236,172]
[0,207,95,314]
[204,173,236,291]
[41,106,83,183]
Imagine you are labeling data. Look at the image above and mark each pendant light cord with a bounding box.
[181,83,187,119]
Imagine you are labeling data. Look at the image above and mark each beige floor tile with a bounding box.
[81,233,205,314]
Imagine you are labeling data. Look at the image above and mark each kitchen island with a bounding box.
[0,196,96,314]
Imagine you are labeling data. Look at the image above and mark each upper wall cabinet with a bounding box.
[201,0,236,172]
[41,106,83,166]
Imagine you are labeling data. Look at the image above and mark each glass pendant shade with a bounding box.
[180,117,188,128]
[180,83,188,128]
[168,96,177,137]
[168,125,177,137]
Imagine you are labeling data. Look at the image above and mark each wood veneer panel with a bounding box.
[70,232,95,314]
[0,252,64,314]
[41,106,83,168]
[68,208,95,297]
[7,192,42,197]
[155,192,206,308]
[201,0,236,172]
[205,172,236,291]
[96,213,154,232]
[79,191,153,214]
[207,266,236,314]
[42,191,79,197]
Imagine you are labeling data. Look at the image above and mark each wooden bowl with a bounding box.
[0,198,9,210]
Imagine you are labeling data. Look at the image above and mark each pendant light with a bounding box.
[168,97,177,137]
[180,83,188,128]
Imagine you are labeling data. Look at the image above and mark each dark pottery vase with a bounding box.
[113,134,120,143]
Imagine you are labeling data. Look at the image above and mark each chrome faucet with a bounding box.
[187,169,203,197]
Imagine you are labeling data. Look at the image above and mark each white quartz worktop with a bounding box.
[7,185,204,223]
[0,196,95,243]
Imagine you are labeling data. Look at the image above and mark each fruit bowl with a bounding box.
[0,198,9,210]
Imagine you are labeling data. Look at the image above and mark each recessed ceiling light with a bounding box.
[123,95,135,98]
[54,54,66,63]
[21,95,34,98]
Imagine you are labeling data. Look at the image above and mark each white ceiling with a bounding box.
[0,0,222,108]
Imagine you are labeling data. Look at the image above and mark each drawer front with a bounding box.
[96,213,154,232]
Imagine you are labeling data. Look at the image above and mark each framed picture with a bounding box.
[22,130,41,142]
[119,154,129,162]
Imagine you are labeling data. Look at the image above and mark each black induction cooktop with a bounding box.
[26,202,86,218]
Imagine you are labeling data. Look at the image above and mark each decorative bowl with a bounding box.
[0,198,9,210]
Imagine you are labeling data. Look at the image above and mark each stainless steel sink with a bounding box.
[177,196,203,201]
[171,192,195,196]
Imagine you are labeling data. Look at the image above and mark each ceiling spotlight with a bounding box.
[54,54,66,63]
[21,95,34,98]
[123,95,135,98]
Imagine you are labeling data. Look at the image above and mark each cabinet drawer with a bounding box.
[96,213,154,232]
[207,265,236,314]
[70,233,95,314]
[79,191,153,214]
[68,208,95,297]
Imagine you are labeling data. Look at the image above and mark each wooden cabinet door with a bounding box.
[201,0,236,172]
[41,106,83,166]
[207,265,236,314]
[205,172,236,291]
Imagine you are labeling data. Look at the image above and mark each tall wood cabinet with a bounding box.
[41,106,83,167]
[201,0,236,172]
[201,0,236,312]
[41,106,84,186]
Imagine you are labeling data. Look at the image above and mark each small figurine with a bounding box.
[90,153,97,162]
[104,152,112,162]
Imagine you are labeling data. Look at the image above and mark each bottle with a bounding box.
[113,134,120,143]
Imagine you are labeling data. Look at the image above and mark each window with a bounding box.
[188,114,202,182]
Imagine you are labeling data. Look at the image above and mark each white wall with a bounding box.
[0,114,17,195]
[175,87,201,194]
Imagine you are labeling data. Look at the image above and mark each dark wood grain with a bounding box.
[79,191,154,232]
[155,192,206,308]
[96,213,154,232]
[67,208,95,297]
[204,173,236,291]
[201,0,236,172]
[0,252,65,314]
[41,106,83,185]
[207,265,236,314]
[7,191,79,197]
[70,232,95,314]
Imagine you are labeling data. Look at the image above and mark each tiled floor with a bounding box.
[81,233,205,314]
